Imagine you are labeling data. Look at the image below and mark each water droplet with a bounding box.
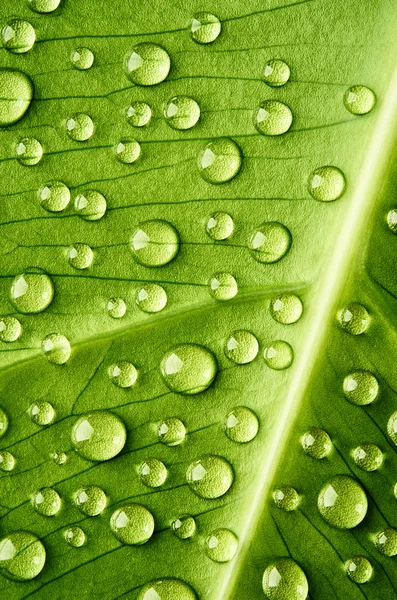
[28,0,61,12]
[64,526,86,547]
[71,47,94,70]
[206,211,234,240]
[74,190,106,221]
[191,12,221,44]
[68,243,94,269]
[253,101,293,136]
[125,43,170,86]
[160,343,217,395]
[107,297,126,319]
[10,269,54,314]
[374,527,397,556]
[270,294,303,324]
[126,101,152,127]
[0,532,46,581]
[110,504,154,545]
[344,85,376,115]
[301,428,332,459]
[345,556,373,583]
[139,458,168,488]
[224,406,259,443]
[0,451,15,472]
[0,69,33,127]
[1,20,35,54]
[225,330,259,364]
[74,485,107,516]
[263,59,290,87]
[339,303,370,335]
[29,401,55,426]
[66,113,94,141]
[186,454,233,499]
[172,514,196,539]
[0,408,9,437]
[71,410,126,461]
[164,96,200,130]
[317,475,367,529]
[32,487,61,516]
[108,361,138,388]
[249,222,291,263]
[273,486,300,511]
[308,166,346,202]
[263,340,294,370]
[16,137,42,166]
[387,208,397,233]
[209,272,238,301]
[262,559,308,600]
[353,443,383,471]
[42,333,71,364]
[198,138,242,184]
[158,417,186,446]
[0,316,22,342]
[52,451,67,465]
[131,220,179,267]
[115,140,141,164]
[343,371,379,406]
[205,529,238,563]
[39,181,70,212]
[138,579,197,600]
[387,411,397,445]
[136,283,167,313]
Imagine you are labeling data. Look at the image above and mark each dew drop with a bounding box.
[16,137,42,166]
[270,294,303,324]
[387,208,397,233]
[108,361,138,388]
[0,532,46,581]
[172,514,196,539]
[64,526,86,547]
[125,42,170,86]
[110,504,154,545]
[249,222,291,263]
[263,340,294,370]
[343,371,379,405]
[71,410,126,461]
[253,101,293,136]
[1,20,36,54]
[353,443,383,471]
[0,409,9,437]
[0,69,33,127]
[339,303,370,335]
[0,451,15,472]
[191,12,221,44]
[131,220,179,267]
[186,454,234,499]
[206,211,234,240]
[115,140,141,164]
[209,272,238,301]
[74,485,107,516]
[29,401,55,426]
[136,283,167,313]
[107,297,126,319]
[205,529,238,563]
[263,59,290,87]
[225,330,259,365]
[52,451,67,465]
[39,181,71,212]
[374,527,397,556]
[158,417,186,446]
[317,475,367,529]
[160,343,217,395]
[10,269,54,314]
[138,579,197,600]
[139,458,168,488]
[198,138,242,184]
[126,101,152,127]
[387,411,397,445]
[42,333,71,364]
[164,96,200,130]
[273,486,300,511]
[74,190,107,221]
[66,113,94,141]
[308,166,346,202]
[262,558,308,600]
[343,85,376,115]
[345,556,373,584]
[224,406,259,443]
[301,428,332,459]
[0,316,22,342]
[68,243,94,270]
[32,487,61,516]
[71,47,94,70]
[28,0,61,13]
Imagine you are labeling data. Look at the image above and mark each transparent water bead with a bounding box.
[343,85,376,115]
[52,451,67,465]
[139,458,168,488]
[308,166,346,202]
[126,101,152,127]
[28,0,61,12]
[71,47,94,70]
[206,211,234,240]
[262,559,308,600]
[270,294,303,324]
[74,190,107,221]
[253,101,293,136]
[164,96,200,130]
[131,220,179,267]
[209,272,238,301]
[353,443,383,471]
[16,137,42,166]
[172,515,196,539]
[263,340,294,370]
[198,138,242,184]
[224,406,259,443]
[387,208,397,233]
[0,317,22,342]
[0,451,15,472]
[29,401,55,426]
[74,486,107,516]
[136,283,167,313]
[115,140,141,164]
[0,69,33,127]
[108,361,138,388]
[107,297,126,319]
[138,578,197,600]
[343,371,379,405]
[39,181,71,212]
[205,529,238,563]
[191,12,221,44]
[158,417,186,446]
[161,343,217,394]
[32,487,61,516]
[1,20,36,54]
[249,222,291,263]
[345,556,373,584]
[64,527,86,547]
[186,454,234,499]
[339,303,370,335]
[225,330,259,364]
[42,333,71,364]
[301,428,332,459]
[0,408,9,438]
[387,411,397,445]
[317,475,367,529]
[125,43,170,86]
[263,59,290,87]
[374,527,397,556]
[0,531,46,581]
[66,113,94,141]
[10,269,54,314]
[110,504,154,545]
[68,244,94,269]
[71,411,126,461]
[273,486,300,511]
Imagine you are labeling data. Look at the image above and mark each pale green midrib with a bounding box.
[223,64,397,600]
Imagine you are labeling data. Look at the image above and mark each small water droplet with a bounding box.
[158,417,186,446]
[190,12,221,44]
[186,454,234,499]
[52,451,67,465]
[28,0,61,12]
[139,458,168,488]
[1,20,35,54]
[66,113,94,141]
[225,330,259,364]
[262,559,308,600]
[0,316,22,342]
[172,514,196,539]
[263,59,290,87]
[249,222,291,263]
[74,485,107,516]
[345,556,373,583]
[10,269,54,314]
[138,579,197,600]
[64,526,86,547]
[29,401,55,426]
[0,69,33,127]
[339,303,369,335]
[131,220,179,267]
[71,47,94,70]
[68,243,94,269]
[0,451,15,472]
[115,140,141,164]
[317,475,367,529]
[374,527,397,556]
[343,85,376,115]
[108,361,138,388]
[161,343,217,395]
[343,371,379,405]
[273,486,300,511]
[301,428,332,459]
[42,333,71,364]
[353,443,383,471]
[263,340,294,370]
[387,411,397,445]
[387,208,397,233]
[126,101,152,127]
[308,166,346,202]
[16,137,42,166]
[224,406,259,443]
[253,101,293,136]
[39,181,70,213]
[71,410,126,461]
[270,294,303,324]
[125,43,170,86]
[206,211,234,240]
[0,531,46,581]
[32,487,61,516]
[164,96,200,130]
[136,283,167,313]
[107,297,126,319]
[205,528,238,563]
[0,408,9,438]
[209,272,238,301]
[110,504,154,545]
[74,190,107,221]
[198,137,242,184]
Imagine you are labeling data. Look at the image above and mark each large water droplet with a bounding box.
[308,166,346,201]
[0,451,15,472]
[0,532,46,581]
[301,428,332,459]
[125,43,170,86]
[270,294,303,324]
[198,138,242,184]
[374,527,397,556]
[262,559,308,600]
[209,272,238,301]
[164,96,200,130]
[161,343,217,395]
[107,297,126,319]
[224,406,259,443]
[339,303,369,335]
[191,12,221,44]
[74,190,106,221]
[343,85,376,115]
[343,371,379,405]
[71,47,94,70]
[16,137,42,166]
[131,220,179,267]
[158,417,186,446]
[10,269,54,314]
[110,504,154,545]
[387,411,397,445]
[108,361,138,388]
[0,316,22,342]
[136,283,167,313]
[353,443,383,471]
[263,59,290,87]
[126,101,152,127]
[66,113,94,141]
[225,330,259,364]
[71,411,126,461]
[206,211,234,240]
[42,333,71,364]
[29,401,55,426]
[263,340,294,370]
[0,408,9,438]
[64,527,86,547]
[205,529,238,563]
[138,579,197,600]
[253,101,293,136]
[273,486,300,511]
[172,515,196,539]
[32,487,61,516]
[74,485,107,516]
[0,69,33,126]
[39,181,70,213]
[186,454,233,499]
[115,140,141,164]
[1,20,36,54]
[139,458,168,488]
[28,0,61,12]
[249,222,291,263]
[317,475,367,529]
[345,556,373,583]
[68,243,94,269]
